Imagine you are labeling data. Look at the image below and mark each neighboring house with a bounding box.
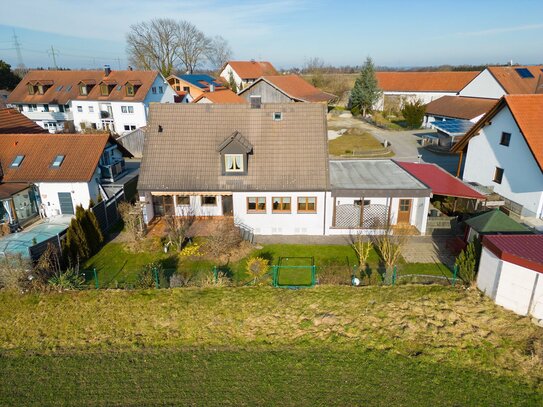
[464,209,532,242]
[459,65,543,99]
[219,60,278,91]
[477,234,543,321]
[452,95,543,220]
[0,90,9,109]
[193,89,246,104]
[6,67,176,134]
[138,103,437,236]
[238,75,337,104]
[117,127,146,158]
[0,108,47,134]
[375,71,480,110]
[167,74,225,99]
[0,133,134,228]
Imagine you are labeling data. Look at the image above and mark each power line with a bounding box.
[47,45,59,68]
[12,30,25,69]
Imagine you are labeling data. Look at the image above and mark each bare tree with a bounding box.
[118,202,145,242]
[350,232,373,269]
[206,35,232,73]
[126,18,181,77]
[177,21,212,74]
[371,225,409,284]
[165,208,195,251]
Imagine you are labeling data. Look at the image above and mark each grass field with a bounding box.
[0,286,542,405]
[328,128,392,157]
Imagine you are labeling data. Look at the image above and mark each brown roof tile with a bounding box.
[376,71,480,92]
[487,65,543,94]
[7,69,161,105]
[227,61,278,79]
[0,108,47,134]
[138,103,329,192]
[425,96,496,120]
[242,75,337,103]
[193,89,246,104]
[0,133,111,183]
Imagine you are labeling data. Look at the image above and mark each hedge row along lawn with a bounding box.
[0,286,542,406]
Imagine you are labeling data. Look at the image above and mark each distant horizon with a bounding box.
[1,0,542,70]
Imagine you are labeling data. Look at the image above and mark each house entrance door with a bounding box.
[397,199,412,224]
[58,192,75,215]
[222,195,233,216]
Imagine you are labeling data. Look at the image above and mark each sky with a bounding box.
[0,0,542,70]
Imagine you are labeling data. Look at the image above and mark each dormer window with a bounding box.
[225,154,244,172]
[37,85,44,95]
[126,84,135,96]
[10,155,25,168]
[100,84,109,96]
[51,155,65,168]
[27,84,35,95]
[79,84,88,96]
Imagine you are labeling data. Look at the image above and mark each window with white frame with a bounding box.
[123,125,136,131]
[121,106,134,113]
[273,112,282,121]
[89,106,94,113]
[224,154,244,172]
[77,106,83,112]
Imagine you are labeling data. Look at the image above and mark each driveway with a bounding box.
[328,115,461,174]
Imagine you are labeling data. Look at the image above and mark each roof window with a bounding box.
[56,85,63,91]
[51,155,65,168]
[273,112,282,121]
[10,155,25,168]
[515,68,534,79]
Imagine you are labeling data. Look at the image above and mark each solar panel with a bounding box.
[432,119,474,135]
[515,68,534,78]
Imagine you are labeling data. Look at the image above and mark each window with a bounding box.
[121,106,127,113]
[123,125,136,131]
[59,105,64,112]
[10,155,25,168]
[128,106,134,113]
[64,104,70,112]
[43,104,49,112]
[515,68,534,79]
[51,155,65,168]
[399,199,411,211]
[247,197,266,212]
[77,106,83,112]
[122,106,134,114]
[152,86,157,94]
[159,86,163,94]
[201,196,217,206]
[126,84,135,96]
[273,112,282,121]
[100,84,109,96]
[177,196,190,205]
[79,84,88,96]
[27,84,35,95]
[500,132,511,146]
[56,85,63,91]
[297,197,317,212]
[65,85,72,91]
[89,106,94,113]
[354,199,371,206]
[272,197,291,213]
[183,86,190,92]
[37,85,44,95]
[224,154,244,172]
[493,167,504,184]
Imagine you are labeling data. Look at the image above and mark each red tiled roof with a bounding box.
[193,89,246,104]
[376,71,480,92]
[0,108,47,134]
[7,69,161,105]
[227,61,278,79]
[452,95,543,170]
[425,96,496,120]
[482,234,543,274]
[0,133,112,182]
[396,161,485,199]
[487,66,543,95]
[253,75,337,103]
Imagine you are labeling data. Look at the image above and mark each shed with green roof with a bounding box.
[464,209,531,242]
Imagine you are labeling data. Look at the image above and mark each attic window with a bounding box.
[273,112,282,121]
[126,84,135,96]
[100,84,110,96]
[10,155,25,168]
[56,85,63,91]
[37,85,44,95]
[27,84,35,95]
[79,84,88,96]
[66,85,72,91]
[225,154,244,172]
[51,155,65,168]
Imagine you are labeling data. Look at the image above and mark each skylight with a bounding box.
[515,68,534,79]
[56,85,63,91]
[51,155,65,168]
[10,155,25,168]
[66,85,72,91]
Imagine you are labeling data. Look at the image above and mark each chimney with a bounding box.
[128,65,133,71]
[104,64,111,76]
[209,83,215,92]
[250,95,261,109]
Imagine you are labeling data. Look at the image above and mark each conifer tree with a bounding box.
[349,57,382,117]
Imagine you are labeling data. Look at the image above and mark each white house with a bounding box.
[458,65,543,99]
[0,133,134,228]
[7,67,176,135]
[218,60,278,91]
[452,95,543,220]
[138,103,437,236]
[374,71,480,111]
[477,234,543,321]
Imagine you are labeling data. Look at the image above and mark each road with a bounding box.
[328,115,461,174]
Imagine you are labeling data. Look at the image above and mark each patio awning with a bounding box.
[395,161,486,200]
[0,183,30,200]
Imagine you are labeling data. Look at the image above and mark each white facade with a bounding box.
[36,177,99,217]
[458,69,505,99]
[462,106,543,218]
[17,103,72,133]
[218,64,257,91]
[377,91,456,111]
[477,246,543,319]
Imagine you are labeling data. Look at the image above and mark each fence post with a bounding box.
[272,266,278,287]
[312,265,317,287]
[93,267,99,289]
[392,266,397,286]
[452,265,458,287]
[153,267,159,289]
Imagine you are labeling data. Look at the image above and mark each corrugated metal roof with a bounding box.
[483,234,543,273]
[138,103,329,192]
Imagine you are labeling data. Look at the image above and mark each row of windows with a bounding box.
[247,196,317,213]
[23,104,70,113]
[151,86,164,94]
[10,154,65,169]
[75,105,134,114]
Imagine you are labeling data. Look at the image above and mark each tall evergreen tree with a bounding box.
[0,60,21,90]
[349,57,382,117]
[228,71,238,93]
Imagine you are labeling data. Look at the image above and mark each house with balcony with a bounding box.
[6,67,176,134]
[166,74,225,99]
[0,133,134,230]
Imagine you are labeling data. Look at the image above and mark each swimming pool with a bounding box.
[0,221,70,257]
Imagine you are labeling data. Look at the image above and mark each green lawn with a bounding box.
[0,287,542,406]
[328,128,393,157]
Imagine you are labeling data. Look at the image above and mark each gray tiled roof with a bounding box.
[138,103,329,192]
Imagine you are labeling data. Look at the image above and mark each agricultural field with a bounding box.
[0,286,542,406]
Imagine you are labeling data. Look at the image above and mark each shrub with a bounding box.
[169,270,196,288]
[205,221,242,260]
[63,205,103,265]
[246,257,269,284]
[401,99,426,129]
[318,261,352,285]
[455,242,478,285]
[201,271,229,287]
[0,254,31,291]
[136,262,163,288]
[48,267,86,290]
[118,201,145,242]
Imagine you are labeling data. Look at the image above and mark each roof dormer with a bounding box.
[78,79,96,96]
[27,80,54,95]
[124,80,142,97]
[99,79,117,96]
[217,131,253,175]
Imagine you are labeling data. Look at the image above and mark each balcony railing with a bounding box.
[23,111,73,121]
[100,159,126,182]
